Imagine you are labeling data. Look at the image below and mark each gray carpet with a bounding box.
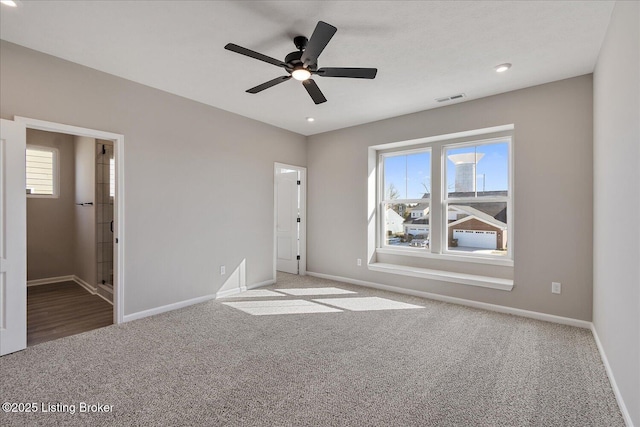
[0,273,624,426]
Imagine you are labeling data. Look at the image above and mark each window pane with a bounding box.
[447,202,507,255]
[383,150,431,200]
[26,148,54,195]
[445,142,508,198]
[383,202,430,248]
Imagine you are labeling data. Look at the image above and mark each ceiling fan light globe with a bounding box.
[292,68,311,81]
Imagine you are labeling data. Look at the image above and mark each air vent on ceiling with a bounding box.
[436,93,466,103]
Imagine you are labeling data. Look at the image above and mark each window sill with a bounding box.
[368,262,514,291]
[26,194,58,199]
[377,247,514,267]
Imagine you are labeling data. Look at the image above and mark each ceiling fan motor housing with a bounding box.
[285,50,316,72]
[293,36,308,51]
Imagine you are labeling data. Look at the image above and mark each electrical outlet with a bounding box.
[551,282,561,294]
[220,265,226,275]
[357,258,362,266]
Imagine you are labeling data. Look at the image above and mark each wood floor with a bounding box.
[27,281,113,346]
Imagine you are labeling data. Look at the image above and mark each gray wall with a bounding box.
[1,40,307,316]
[593,1,640,425]
[308,75,593,321]
[26,129,75,281]
[73,136,96,287]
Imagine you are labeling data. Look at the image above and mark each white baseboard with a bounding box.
[27,275,98,293]
[216,286,248,299]
[591,324,635,427]
[123,294,217,323]
[215,278,276,299]
[95,285,114,306]
[94,292,114,306]
[306,271,591,329]
[124,278,276,322]
[247,278,275,290]
[73,275,97,294]
[26,274,112,305]
[27,275,75,287]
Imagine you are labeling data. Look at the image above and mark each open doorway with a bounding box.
[26,130,110,344]
[274,163,306,276]
[15,117,124,345]
[25,129,116,345]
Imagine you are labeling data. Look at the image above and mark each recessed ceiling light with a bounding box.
[306,117,315,122]
[495,63,512,73]
[1,0,18,6]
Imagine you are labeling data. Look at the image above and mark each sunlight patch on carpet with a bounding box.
[276,287,357,296]
[223,299,343,315]
[313,297,424,311]
[225,289,286,298]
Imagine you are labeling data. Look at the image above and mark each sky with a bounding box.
[384,141,509,200]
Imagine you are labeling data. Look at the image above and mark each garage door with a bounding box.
[453,229,496,249]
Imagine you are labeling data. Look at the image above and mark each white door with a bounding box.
[275,166,299,274]
[0,119,27,356]
[275,164,306,275]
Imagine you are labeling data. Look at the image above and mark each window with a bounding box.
[374,127,513,265]
[26,146,58,197]
[444,140,510,257]
[380,148,431,248]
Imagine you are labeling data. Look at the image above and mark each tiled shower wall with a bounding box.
[96,141,114,286]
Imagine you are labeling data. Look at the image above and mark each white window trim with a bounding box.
[376,247,515,267]
[26,145,59,198]
[367,125,515,287]
[368,262,513,291]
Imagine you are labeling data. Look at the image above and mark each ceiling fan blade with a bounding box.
[302,79,327,104]
[246,76,292,94]
[316,67,378,79]
[224,43,286,68]
[300,21,337,67]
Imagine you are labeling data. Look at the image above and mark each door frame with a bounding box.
[15,116,125,324]
[273,162,306,278]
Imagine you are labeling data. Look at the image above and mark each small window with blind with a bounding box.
[26,146,59,198]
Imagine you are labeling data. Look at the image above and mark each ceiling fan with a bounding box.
[224,21,377,105]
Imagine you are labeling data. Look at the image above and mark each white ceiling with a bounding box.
[0,1,614,136]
